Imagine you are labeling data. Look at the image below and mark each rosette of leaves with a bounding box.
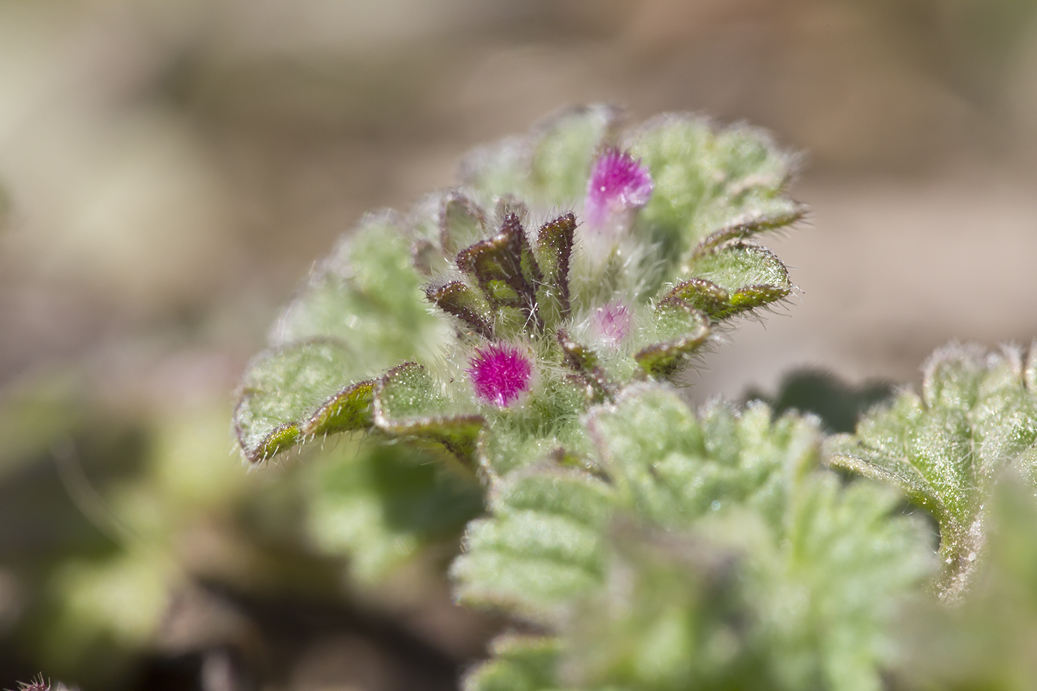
[234,105,804,480]
[454,386,933,691]
[826,342,1037,601]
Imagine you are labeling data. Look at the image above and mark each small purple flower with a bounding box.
[584,148,653,230]
[468,343,533,408]
[593,301,632,346]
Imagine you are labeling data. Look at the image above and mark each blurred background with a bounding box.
[2,0,1037,689]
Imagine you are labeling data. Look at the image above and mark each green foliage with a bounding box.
[826,342,1037,600]
[234,105,803,474]
[454,387,933,691]
[306,439,483,581]
[891,474,1037,691]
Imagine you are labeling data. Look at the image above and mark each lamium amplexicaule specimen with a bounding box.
[234,105,803,473]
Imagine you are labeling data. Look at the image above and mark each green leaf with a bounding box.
[458,386,931,691]
[826,343,1037,600]
[634,300,711,378]
[440,191,489,256]
[627,116,797,256]
[460,105,617,209]
[272,212,448,371]
[451,467,616,619]
[234,341,374,463]
[464,636,564,691]
[586,389,818,529]
[374,362,485,466]
[676,241,792,320]
[557,329,615,403]
[535,213,577,322]
[530,104,619,205]
[456,214,541,325]
[306,439,483,582]
[894,472,1037,690]
[425,281,495,340]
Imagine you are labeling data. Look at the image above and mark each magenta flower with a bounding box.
[584,148,653,230]
[593,301,632,346]
[468,343,534,408]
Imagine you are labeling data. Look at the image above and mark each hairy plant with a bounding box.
[231,105,1037,691]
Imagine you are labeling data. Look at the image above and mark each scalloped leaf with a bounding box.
[271,213,447,371]
[634,299,711,377]
[459,105,617,208]
[675,241,791,319]
[234,341,374,463]
[530,104,620,205]
[464,635,563,691]
[627,117,797,253]
[459,388,932,691]
[374,362,485,466]
[451,467,616,619]
[826,343,1037,601]
[586,389,819,528]
[693,196,807,257]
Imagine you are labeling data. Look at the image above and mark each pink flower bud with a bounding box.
[584,148,653,230]
[593,301,632,346]
[468,343,533,408]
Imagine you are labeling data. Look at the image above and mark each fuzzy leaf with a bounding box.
[531,105,620,205]
[557,329,614,402]
[234,341,374,463]
[535,213,577,321]
[425,281,495,340]
[452,467,616,619]
[440,192,489,256]
[895,473,1037,690]
[693,196,807,257]
[826,343,1037,600]
[587,389,818,529]
[464,636,564,691]
[460,387,932,691]
[459,105,617,209]
[306,439,483,582]
[272,213,445,371]
[374,363,485,466]
[628,116,797,256]
[456,214,541,322]
[677,241,792,319]
[634,300,711,377]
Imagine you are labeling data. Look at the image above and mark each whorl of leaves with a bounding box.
[233,106,804,466]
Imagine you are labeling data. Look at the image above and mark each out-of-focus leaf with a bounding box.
[307,440,483,582]
[457,387,931,691]
[826,342,1037,600]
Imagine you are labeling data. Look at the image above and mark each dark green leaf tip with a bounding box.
[635,300,710,377]
[692,201,808,258]
[535,213,577,317]
[300,379,377,438]
[425,281,495,340]
[557,329,614,402]
[373,362,486,466]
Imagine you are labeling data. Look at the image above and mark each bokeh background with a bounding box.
[2,1,1037,689]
